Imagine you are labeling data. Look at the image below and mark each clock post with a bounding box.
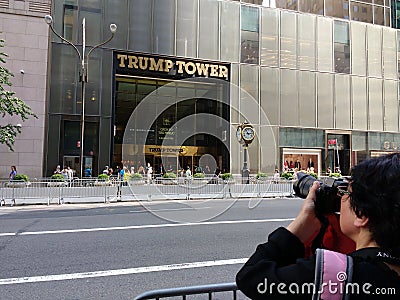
[236,122,255,184]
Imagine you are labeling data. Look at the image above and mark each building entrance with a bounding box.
[113,76,230,176]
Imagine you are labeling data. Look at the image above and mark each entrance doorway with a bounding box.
[114,76,230,175]
[326,133,351,175]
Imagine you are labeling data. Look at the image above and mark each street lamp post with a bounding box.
[45,15,117,178]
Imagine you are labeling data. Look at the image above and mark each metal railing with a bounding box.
[0,176,295,206]
[134,282,240,300]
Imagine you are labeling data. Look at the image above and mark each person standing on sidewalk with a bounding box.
[9,166,17,180]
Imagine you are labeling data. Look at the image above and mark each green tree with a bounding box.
[0,38,37,151]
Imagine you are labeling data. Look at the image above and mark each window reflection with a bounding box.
[241,6,260,64]
[334,21,350,74]
[299,0,323,15]
[326,0,349,19]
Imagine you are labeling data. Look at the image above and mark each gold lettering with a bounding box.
[196,63,209,76]
[209,65,219,77]
[149,58,164,71]
[117,54,127,68]
[219,66,228,79]
[128,55,138,69]
[185,62,196,75]
[176,61,185,74]
[138,56,149,70]
[164,60,174,72]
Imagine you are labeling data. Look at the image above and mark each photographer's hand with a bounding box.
[287,181,321,244]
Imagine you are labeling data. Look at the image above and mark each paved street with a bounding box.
[0,197,303,299]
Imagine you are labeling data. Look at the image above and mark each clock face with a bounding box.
[242,126,255,141]
[236,126,242,142]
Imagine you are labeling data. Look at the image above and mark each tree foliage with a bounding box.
[0,38,37,151]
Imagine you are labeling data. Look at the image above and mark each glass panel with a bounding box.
[326,0,349,19]
[100,49,113,117]
[50,44,79,115]
[398,31,400,78]
[61,4,78,43]
[298,71,316,127]
[241,5,260,64]
[393,2,400,29]
[385,8,391,27]
[299,0,324,14]
[334,21,350,74]
[46,115,62,176]
[383,29,397,79]
[231,64,240,124]
[351,23,366,76]
[240,64,259,125]
[79,0,102,45]
[368,132,381,150]
[220,1,240,62]
[302,129,317,147]
[367,26,382,77]
[177,0,197,58]
[280,69,298,126]
[317,73,334,128]
[317,17,333,72]
[104,0,128,49]
[153,0,175,55]
[128,0,152,52]
[260,8,279,67]
[335,75,351,129]
[350,2,373,23]
[275,0,298,10]
[280,11,297,69]
[374,5,384,25]
[260,67,279,126]
[352,77,367,130]
[384,80,399,132]
[352,131,367,151]
[298,14,316,71]
[199,0,219,60]
[368,78,383,131]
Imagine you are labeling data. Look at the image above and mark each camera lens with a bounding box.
[293,172,316,199]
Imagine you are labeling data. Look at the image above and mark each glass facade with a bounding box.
[46,0,400,177]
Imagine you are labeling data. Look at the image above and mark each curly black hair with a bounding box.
[350,153,400,252]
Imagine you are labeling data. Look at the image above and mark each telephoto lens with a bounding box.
[293,172,348,215]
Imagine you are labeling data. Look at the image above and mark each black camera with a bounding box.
[293,172,348,215]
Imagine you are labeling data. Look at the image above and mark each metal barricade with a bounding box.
[134,282,240,300]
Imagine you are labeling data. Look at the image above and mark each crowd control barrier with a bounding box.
[134,282,241,300]
[0,176,294,206]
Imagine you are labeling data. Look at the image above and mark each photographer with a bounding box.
[236,153,400,299]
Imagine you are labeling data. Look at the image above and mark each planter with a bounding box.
[7,181,30,188]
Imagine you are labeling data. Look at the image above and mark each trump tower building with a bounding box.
[2,0,400,178]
